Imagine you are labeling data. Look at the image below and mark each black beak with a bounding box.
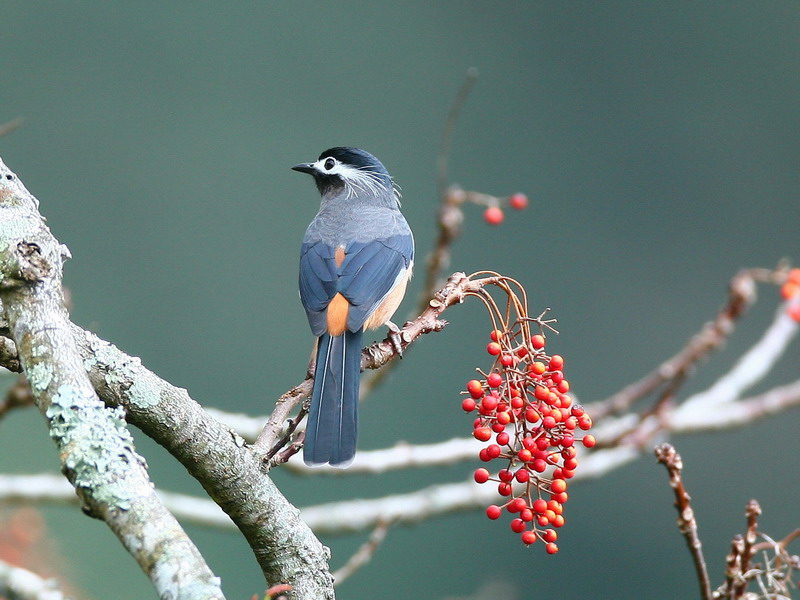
[291,163,316,174]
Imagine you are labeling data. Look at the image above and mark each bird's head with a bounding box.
[292,147,399,203]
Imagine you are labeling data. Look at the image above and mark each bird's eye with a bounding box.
[324,158,335,170]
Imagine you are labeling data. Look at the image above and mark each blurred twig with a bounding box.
[0,118,23,138]
[331,520,391,586]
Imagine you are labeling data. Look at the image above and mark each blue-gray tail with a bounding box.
[303,330,362,467]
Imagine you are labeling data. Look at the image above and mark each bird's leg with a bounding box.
[385,320,404,358]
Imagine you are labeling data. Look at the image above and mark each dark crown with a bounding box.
[319,147,390,176]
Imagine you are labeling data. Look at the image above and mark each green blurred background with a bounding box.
[2,2,799,598]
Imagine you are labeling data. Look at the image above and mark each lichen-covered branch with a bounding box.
[70,315,334,598]
[0,158,224,599]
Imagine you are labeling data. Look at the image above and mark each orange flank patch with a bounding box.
[326,293,350,336]
[335,246,346,267]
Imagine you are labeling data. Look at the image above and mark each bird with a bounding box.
[293,147,414,467]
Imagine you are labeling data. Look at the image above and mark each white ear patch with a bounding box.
[313,158,391,199]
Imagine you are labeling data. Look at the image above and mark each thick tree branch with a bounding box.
[71,321,334,598]
[0,158,224,599]
[0,157,333,599]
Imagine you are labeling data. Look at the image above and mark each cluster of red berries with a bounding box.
[462,330,594,553]
[781,268,800,323]
[483,193,528,226]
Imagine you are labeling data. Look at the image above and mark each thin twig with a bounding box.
[654,444,712,600]
[0,118,23,138]
[331,520,392,586]
[437,68,479,200]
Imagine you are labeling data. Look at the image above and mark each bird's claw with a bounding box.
[386,321,404,358]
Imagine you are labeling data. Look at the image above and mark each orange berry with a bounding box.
[781,282,799,299]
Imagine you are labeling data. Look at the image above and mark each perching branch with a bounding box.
[0,158,225,599]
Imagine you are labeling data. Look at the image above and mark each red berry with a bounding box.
[487,342,502,356]
[520,508,534,522]
[509,193,528,210]
[533,499,548,513]
[490,329,503,342]
[474,468,490,483]
[496,431,510,445]
[550,479,567,494]
[516,346,529,358]
[481,395,498,411]
[517,448,532,462]
[577,414,592,430]
[473,427,492,442]
[532,458,547,472]
[508,498,527,513]
[542,416,557,429]
[582,434,596,448]
[498,482,513,496]
[521,530,537,545]
[486,444,502,459]
[484,206,504,225]
[461,398,476,412]
[500,354,514,367]
[534,385,550,402]
[498,469,514,482]
[542,529,557,543]
[548,355,564,370]
[545,542,559,554]
[531,334,546,350]
[467,379,484,399]
[479,448,491,462]
[486,505,502,520]
[510,518,526,533]
[515,468,530,483]
[487,373,503,388]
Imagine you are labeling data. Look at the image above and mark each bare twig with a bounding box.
[590,267,779,420]
[331,520,391,586]
[0,118,23,138]
[437,68,479,198]
[654,444,712,600]
[0,375,34,418]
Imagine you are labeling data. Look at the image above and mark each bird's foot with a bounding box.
[386,320,404,358]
